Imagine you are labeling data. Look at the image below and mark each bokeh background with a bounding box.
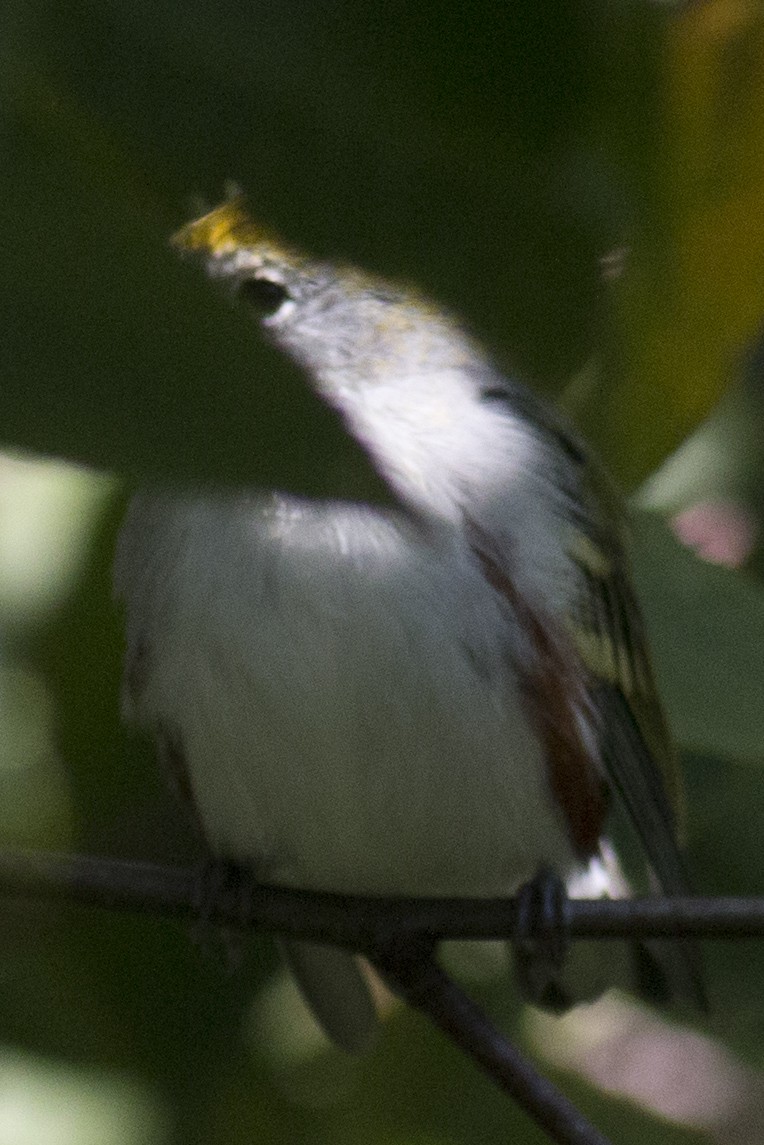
[2,1,764,1141]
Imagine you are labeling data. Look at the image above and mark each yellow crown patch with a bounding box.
[171,196,279,256]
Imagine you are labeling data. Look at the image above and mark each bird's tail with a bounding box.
[279,940,378,1054]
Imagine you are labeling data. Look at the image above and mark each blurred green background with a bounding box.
[2,0,764,1142]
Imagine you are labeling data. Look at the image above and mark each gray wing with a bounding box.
[565,503,687,892]
[564,468,706,1007]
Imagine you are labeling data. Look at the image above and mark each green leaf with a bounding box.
[0,60,387,499]
[631,512,764,765]
[573,5,764,485]
[7,4,764,492]
[0,0,650,490]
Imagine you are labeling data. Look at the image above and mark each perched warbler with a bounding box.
[115,197,704,1053]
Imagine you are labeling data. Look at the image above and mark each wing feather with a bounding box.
[564,467,706,1008]
[565,469,686,878]
[475,382,705,1007]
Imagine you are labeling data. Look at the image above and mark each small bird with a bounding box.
[115,196,704,1053]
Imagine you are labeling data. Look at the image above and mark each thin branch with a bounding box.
[0,849,762,942]
[375,942,612,1145]
[8,848,761,1145]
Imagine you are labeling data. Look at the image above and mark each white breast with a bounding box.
[115,492,577,896]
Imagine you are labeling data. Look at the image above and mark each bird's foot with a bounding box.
[512,866,572,1013]
[192,858,261,971]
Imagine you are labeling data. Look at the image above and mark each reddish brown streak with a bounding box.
[472,544,608,859]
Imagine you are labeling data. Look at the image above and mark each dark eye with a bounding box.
[481,387,509,403]
[237,276,290,318]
